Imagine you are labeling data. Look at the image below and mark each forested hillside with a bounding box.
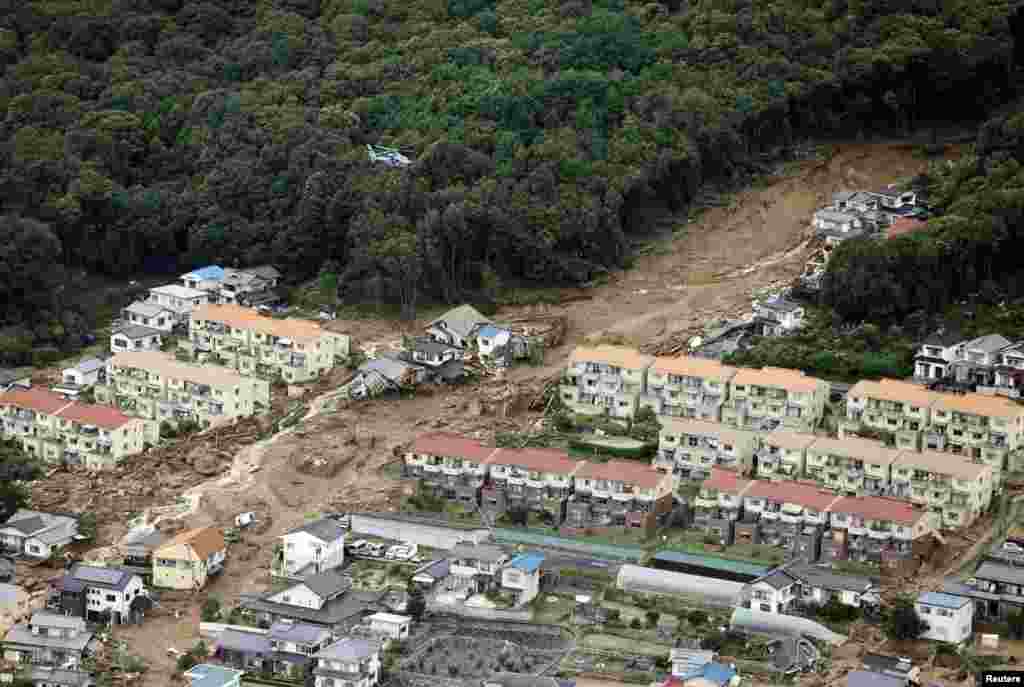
[823,94,1024,323]
[0,0,1021,358]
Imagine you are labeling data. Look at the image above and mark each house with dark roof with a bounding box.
[410,559,450,589]
[743,569,799,614]
[109,322,163,354]
[312,636,382,687]
[52,564,148,625]
[0,510,80,560]
[786,564,879,610]
[426,304,493,349]
[861,653,918,684]
[119,525,166,573]
[238,570,385,632]
[215,619,332,680]
[347,357,427,399]
[913,328,964,382]
[1,611,96,672]
[274,517,347,581]
[752,295,805,336]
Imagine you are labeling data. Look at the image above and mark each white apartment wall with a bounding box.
[916,601,973,643]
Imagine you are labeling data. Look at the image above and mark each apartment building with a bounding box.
[890,451,993,529]
[0,387,148,470]
[655,418,757,484]
[181,304,351,383]
[560,345,654,420]
[96,351,270,442]
[755,431,816,480]
[721,367,828,433]
[927,392,1024,485]
[484,447,583,523]
[402,432,499,506]
[804,436,903,496]
[568,460,673,531]
[826,496,936,564]
[638,356,736,421]
[844,379,939,452]
[742,480,841,558]
[693,468,753,528]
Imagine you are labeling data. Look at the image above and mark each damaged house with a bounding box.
[347,357,427,399]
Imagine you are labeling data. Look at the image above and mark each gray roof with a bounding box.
[862,653,914,676]
[30,612,86,630]
[217,627,271,654]
[124,302,170,318]
[72,358,106,374]
[0,582,24,606]
[428,305,492,339]
[240,589,382,626]
[787,564,877,594]
[315,636,380,661]
[361,358,421,382]
[298,569,353,601]
[113,323,163,340]
[270,620,331,644]
[121,526,166,550]
[67,564,137,591]
[451,543,508,563]
[4,617,93,653]
[963,333,1012,354]
[1,510,78,543]
[23,667,92,687]
[846,670,906,687]
[815,209,860,223]
[975,561,1024,585]
[754,570,797,590]
[245,265,281,280]
[0,369,30,385]
[412,558,450,581]
[3,515,45,535]
[412,338,459,356]
[758,296,802,313]
[286,517,347,544]
[485,674,562,687]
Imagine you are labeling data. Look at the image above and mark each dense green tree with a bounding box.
[882,596,929,641]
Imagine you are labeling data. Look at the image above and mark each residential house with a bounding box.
[0,370,31,393]
[843,379,940,452]
[216,620,332,680]
[693,468,754,529]
[861,653,919,684]
[407,339,461,371]
[217,267,280,306]
[752,296,805,336]
[846,671,906,687]
[347,357,426,399]
[476,325,528,367]
[52,564,147,625]
[483,447,582,523]
[426,305,493,349]
[410,559,449,589]
[639,356,736,422]
[948,334,1013,387]
[26,394,148,471]
[915,592,972,643]
[59,359,106,389]
[146,284,211,323]
[993,340,1024,397]
[913,329,963,382]
[744,568,799,614]
[786,564,879,610]
[0,510,79,559]
[1,612,95,671]
[109,323,162,354]
[275,517,347,580]
[311,637,381,687]
[118,525,165,576]
[827,496,937,565]
[121,302,176,332]
[561,345,654,420]
[832,191,878,214]
[448,544,509,594]
[869,186,918,213]
[721,367,828,433]
[568,460,673,532]
[655,418,757,484]
[0,584,35,637]
[366,613,411,641]
[238,570,384,631]
[742,481,841,560]
[403,432,500,507]
[152,527,226,590]
[804,436,902,496]
[813,209,866,245]
[948,560,1024,622]
[180,265,226,294]
[675,662,739,687]
[755,431,816,481]
[0,666,93,687]
[183,664,244,687]
[500,553,545,606]
[181,304,351,383]
[96,351,271,442]
[890,451,993,529]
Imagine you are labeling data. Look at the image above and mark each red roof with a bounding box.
[830,495,926,524]
[745,480,842,511]
[409,432,498,463]
[702,467,752,495]
[887,217,926,239]
[489,447,580,475]
[575,460,666,489]
[0,388,73,415]
[57,402,135,430]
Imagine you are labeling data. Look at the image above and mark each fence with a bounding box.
[491,528,644,562]
[428,601,532,622]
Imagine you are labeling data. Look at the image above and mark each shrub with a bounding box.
[687,610,708,626]
[629,617,642,629]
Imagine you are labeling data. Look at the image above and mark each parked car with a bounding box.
[385,546,404,560]
[367,543,387,557]
[348,540,368,553]
[1003,541,1023,553]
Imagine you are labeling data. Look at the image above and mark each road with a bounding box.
[540,552,623,575]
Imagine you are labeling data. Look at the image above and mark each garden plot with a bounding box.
[400,636,560,678]
[347,559,412,591]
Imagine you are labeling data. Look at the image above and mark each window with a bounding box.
[919,606,931,614]
[105,594,116,602]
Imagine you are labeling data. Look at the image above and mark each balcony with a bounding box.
[761,510,780,522]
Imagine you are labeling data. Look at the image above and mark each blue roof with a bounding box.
[477,325,503,338]
[509,552,545,573]
[184,266,224,281]
[680,662,736,686]
[185,664,243,687]
[653,549,771,578]
[918,592,970,609]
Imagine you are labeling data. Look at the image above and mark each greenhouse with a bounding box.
[616,564,744,607]
[729,607,847,646]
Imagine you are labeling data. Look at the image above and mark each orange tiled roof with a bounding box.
[55,403,136,430]
[569,345,654,371]
[730,366,825,393]
[192,303,328,342]
[0,388,136,429]
[931,391,1024,419]
[157,527,225,560]
[0,388,73,415]
[651,356,737,381]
